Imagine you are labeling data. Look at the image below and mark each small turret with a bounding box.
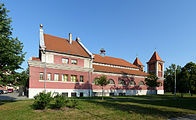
[133,57,144,71]
[147,51,164,78]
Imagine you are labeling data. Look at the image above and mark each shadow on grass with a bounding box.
[0,100,16,106]
[126,99,196,111]
[87,100,193,119]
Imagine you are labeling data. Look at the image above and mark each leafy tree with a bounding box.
[15,68,29,87]
[177,67,189,97]
[182,62,196,96]
[164,64,181,93]
[0,3,25,85]
[145,74,160,94]
[94,75,109,100]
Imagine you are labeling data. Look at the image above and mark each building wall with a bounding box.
[28,51,164,98]
[29,66,90,90]
[54,55,84,67]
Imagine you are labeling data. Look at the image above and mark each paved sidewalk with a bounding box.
[168,114,196,120]
[0,92,28,100]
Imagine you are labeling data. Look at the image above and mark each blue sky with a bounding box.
[2,0,196,72]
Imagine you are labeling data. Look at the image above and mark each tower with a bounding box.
[133,57,144,71]
[147,51,164,78]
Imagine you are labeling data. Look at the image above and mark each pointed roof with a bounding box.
[148,51,163,63]
[133,57,144,66]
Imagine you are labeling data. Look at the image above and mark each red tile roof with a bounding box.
[44,34,90,58]
[133,57,144,66]
[148,51,163,63]
[93,54,139,69]
[32,57,40,61]
[93,65,148,76]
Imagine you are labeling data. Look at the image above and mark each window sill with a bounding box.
[39,80,85,83]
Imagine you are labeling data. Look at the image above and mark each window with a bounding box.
[62,58,69,64]
[119,93,126,96]
[71,59,77,65]
[71,92,77,97]
[80,92,83,97]
[71,75,77,82]
[109,79,115,85]
[80,76,84,82]
[118,80,126,86]
[54,74,59,81]
[47,73,51,80]
[139,81,145,86]
[158,63,162,71]
[62,92,68,97]
[129,80,136,86]
[40,72,43,80]
[110,93,115,96]
[62,74,68,82]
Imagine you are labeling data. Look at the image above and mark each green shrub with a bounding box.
[54,94,68,109]
[66,99,78,108]
[33,92,53,110]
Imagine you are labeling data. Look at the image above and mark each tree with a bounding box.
[145,74,160,94]
[182,62,196,96]
[0,4,25,85]
[164,64,181,93]
[94,75,109,100]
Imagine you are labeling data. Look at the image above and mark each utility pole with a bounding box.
[174,65,177,99]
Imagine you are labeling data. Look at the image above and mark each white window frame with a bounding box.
[47,73,52,80]
[54,73,59,81]
[40,72,44,80]
[62,58,69,64]
[62,74,68,82]
[71,59,77,65]
[71,75,77,82]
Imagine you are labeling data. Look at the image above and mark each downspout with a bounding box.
[88,57,93,97]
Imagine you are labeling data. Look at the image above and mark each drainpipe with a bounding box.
[89,57,93,97]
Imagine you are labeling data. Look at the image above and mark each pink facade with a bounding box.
[54,55,84,67]
[29,66,90,89]
[28,28,165,98]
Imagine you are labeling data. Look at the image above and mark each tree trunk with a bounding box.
[102,86,103,100]
[180,93,183,98]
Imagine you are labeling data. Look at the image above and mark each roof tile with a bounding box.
[44,34,90,57]
[148,51,163,63]
[93,54,139,69]
[93,65,148,76]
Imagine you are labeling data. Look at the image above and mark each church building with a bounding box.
[28,25,164,98]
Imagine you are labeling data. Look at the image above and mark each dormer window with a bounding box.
[62,58,69,64]
[71,59,77,65]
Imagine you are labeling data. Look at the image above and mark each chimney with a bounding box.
[69,33,72,44]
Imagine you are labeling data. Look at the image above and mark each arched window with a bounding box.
[118,80,126,86]
[139,81,145,86]
[109,79,115,85]
[129,80,136,86]
[159,82,163,87]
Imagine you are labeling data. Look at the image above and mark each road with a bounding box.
[0,92,28,100]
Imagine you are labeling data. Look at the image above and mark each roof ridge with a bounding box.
[93,53,139,69]
[44,33,70,41]
[93,53,131,62]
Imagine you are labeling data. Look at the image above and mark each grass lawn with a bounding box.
[0,93,196,120]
